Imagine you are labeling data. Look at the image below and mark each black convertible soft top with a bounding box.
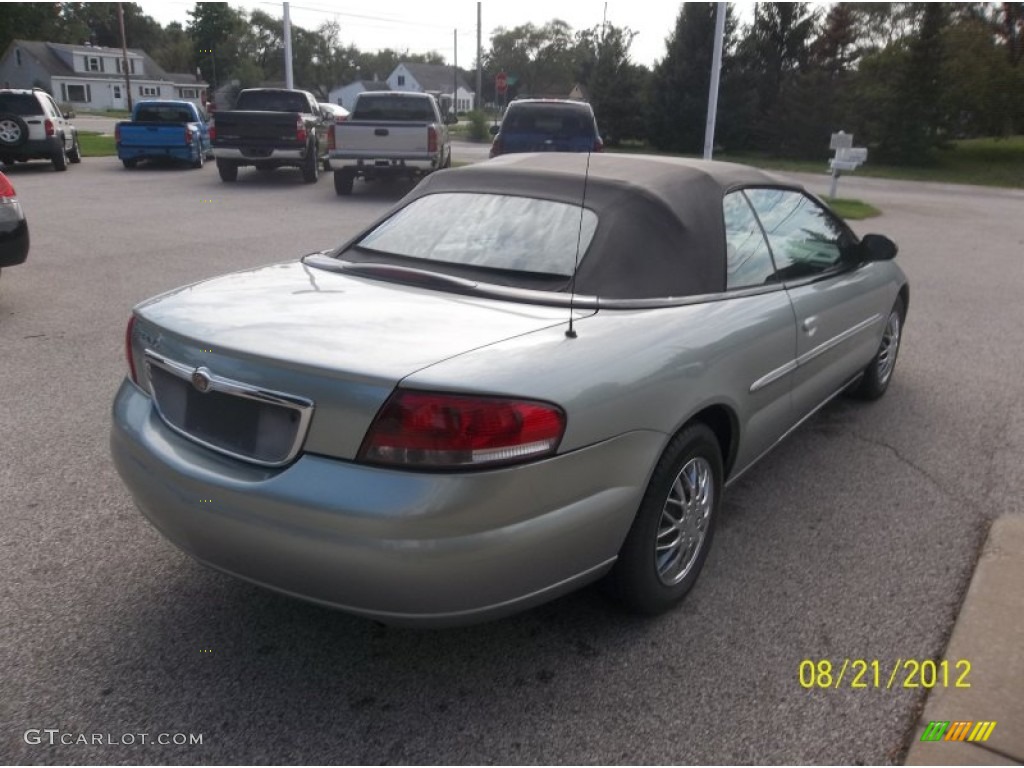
[347,153,799,300]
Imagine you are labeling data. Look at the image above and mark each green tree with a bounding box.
[485,20,578,98]
[647,3,737,153]
[187,2,247,91]
[575,24,648,144]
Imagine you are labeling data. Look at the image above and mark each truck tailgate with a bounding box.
[333,122,432,155]
[214,111,303,146]
[118,123,189,147]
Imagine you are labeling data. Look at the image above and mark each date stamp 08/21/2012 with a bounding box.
[798,658,971,690]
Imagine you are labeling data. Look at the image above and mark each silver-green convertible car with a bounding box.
[111,154,908,625]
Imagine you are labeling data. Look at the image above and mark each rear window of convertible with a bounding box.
[353,193,598,278]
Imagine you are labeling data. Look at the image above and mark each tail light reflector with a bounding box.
[489,137,502,158]
[0,173,15,198]
[327,125,335,151]
[115,124,121,142]
[359,390,565,469]
[593,137,604,152]
[427,126,438,154]
[44,119,54,137]
[185,128,194,145]
[208,120,216,142]
[296,116,307,143]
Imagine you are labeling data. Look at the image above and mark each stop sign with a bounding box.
[496,72,507,95]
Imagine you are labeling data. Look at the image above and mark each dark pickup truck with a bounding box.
[210,88,324,183]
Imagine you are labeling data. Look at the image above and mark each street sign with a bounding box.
[837,146,868,163]
[830,131,852,150]
[496,72,508,95]
[829,159,861,172]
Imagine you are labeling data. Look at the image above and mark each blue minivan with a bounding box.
[489,99,602,158]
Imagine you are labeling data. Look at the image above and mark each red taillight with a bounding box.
[593,137,604,152]
[489,137,502,158]
[125,315,138,384]
[0,173,15,198]
[114,124,121,142]
[296,116,306,143]
[327,125,335,151]
[359,390,566,469]
[44,119,54,137]
[208,120,216,142]
[427,125,438,154]
[185,128,194,145]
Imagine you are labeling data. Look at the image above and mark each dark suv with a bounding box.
[0,88,81,171]
[489,99,602,158]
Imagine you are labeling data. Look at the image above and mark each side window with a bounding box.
[745,189,851,280]
[722,191,776,289]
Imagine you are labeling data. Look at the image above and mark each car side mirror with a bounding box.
[860,234,898,261]
[489,124,500,136]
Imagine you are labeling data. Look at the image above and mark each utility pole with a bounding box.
[453,28,458,119]
[703,2,726,160]
[117,2,133,110]
[283,2,294,89]
[476,2,482,114]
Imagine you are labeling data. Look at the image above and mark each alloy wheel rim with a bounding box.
[877,311,901,384]
[655,456,713,585]
[0,120,20,143]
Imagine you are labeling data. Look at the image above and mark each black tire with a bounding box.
[122,158,138,169]
[847,296,905,401]
[217,159,238,182]
[333,169,354,196]
[52,140,68,171]
[0,113,29,147]
[191,149,204,169]
[68,134,82,163]
[606,423,723,615]
[441,148,452,168]
[301,142,319,183]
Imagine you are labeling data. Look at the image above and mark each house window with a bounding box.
[66,84,91,102]
[179,88,197,99]
[131,59,136,74]
[397,75,405,86]
[113,85,121,99]
[15,49,22,66]
[87,56,101,72]
[140,85,159,97]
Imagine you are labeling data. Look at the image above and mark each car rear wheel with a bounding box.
[606,423,722,614]
[122,158,138,169]
[52,140,68,171]
[333,169,354,196]
[847,296,905,401]
[0,114,29,147]
[217,159,238,182]
[191,149,204,169]
[301,142,319,183]
[68,135,82,163]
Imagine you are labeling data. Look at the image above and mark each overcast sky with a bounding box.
[136,0,760,69]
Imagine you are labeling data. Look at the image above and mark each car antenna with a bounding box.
[565,150,593,339]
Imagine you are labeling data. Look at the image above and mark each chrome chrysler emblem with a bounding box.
[191,368,213,393]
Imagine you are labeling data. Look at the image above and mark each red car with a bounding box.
[0,171,30,288]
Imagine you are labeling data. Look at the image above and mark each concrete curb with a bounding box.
[904,515,1024,765]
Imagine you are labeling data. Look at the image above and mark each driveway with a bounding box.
[1,158,1021,764]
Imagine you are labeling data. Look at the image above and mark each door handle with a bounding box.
[802,316,817,336]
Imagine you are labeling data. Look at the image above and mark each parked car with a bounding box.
[111,154,908,626]
[0,88,81,171]
[210,88,324,183]
[328,91,451,195]
[116,99,211,169]
[489,98,602,158]
[0,171,29,288]
[316,103,349,170]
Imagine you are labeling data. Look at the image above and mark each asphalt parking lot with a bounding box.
[1,157,1022,764]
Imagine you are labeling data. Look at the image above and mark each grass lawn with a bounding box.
[612,136,1024,189]
[824,197,882,220]
[78,131,116,157]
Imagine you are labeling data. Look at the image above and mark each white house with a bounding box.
[387,63,475,114]
[0,40,207,111]
[327,79,390,112]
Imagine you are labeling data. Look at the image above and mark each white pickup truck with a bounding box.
[328,91,453,196]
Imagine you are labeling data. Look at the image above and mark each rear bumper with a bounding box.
[0,137,62,161]
[213,146,307,164]
[118,145,197,162]
[111,379,662,626]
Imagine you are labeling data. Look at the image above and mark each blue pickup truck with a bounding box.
[116,100,211,169]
